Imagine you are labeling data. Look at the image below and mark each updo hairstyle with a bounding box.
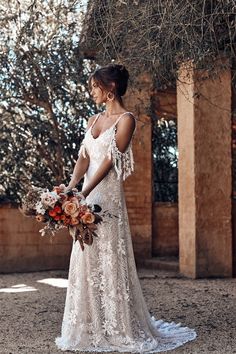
[88,64,129,102]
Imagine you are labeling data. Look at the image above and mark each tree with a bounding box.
[0,0,97,204]
[82,0,236,88]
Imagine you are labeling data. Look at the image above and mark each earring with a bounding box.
[106,91,115,101]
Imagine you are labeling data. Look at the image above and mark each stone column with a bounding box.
[177,60,232,278]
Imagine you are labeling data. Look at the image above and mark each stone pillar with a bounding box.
[177,60,232,278]
[123,73,153,258]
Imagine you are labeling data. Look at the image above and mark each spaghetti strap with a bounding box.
[91,113,101,128]
[114,111,136,127]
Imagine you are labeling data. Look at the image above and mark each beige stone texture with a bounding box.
[177,61,232,278]
[152,202,178,256]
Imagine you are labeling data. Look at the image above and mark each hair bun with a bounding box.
[111,63,126,73]
[119,65,125,72]
[89,63,129,98]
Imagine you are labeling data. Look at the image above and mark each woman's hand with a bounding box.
[64,185,72,193]
[63,185,86,200]
[76,191,86,200]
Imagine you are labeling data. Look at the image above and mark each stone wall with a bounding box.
[152,202,178,257]
[0,201,179,273]
[0,204,72,273]
[123,73,153,258]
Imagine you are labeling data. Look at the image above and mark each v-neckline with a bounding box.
[90,111,128,140]
[89,124,115,140]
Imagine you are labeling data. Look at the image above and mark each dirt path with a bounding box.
[0,268,235,354]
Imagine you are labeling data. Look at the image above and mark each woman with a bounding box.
[55,64,197,352]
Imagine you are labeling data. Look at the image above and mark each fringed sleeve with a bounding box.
[107,133,135,181]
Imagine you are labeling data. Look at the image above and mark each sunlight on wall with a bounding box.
[0,284,37,293]
[37,278,68,288]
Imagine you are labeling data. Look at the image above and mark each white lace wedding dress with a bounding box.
[55,112,197,353]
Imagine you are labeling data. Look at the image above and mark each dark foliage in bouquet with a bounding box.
[20,184,106,251]
[0,1,98,205]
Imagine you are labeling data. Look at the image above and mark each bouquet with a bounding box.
[20,184,104,251]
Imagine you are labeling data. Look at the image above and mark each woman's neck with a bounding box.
[105,99,126,116]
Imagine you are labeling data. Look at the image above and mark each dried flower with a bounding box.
[36,214,45,222]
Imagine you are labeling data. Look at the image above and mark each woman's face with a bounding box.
[90,78,107,105]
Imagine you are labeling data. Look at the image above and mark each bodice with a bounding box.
[78,111,136,183]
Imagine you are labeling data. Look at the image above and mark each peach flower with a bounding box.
[81,212,95,224]
[70,217,79,226]
[69,197,80,208]
[63,201,78,216]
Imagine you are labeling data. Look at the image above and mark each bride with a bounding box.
[55,64,197,352]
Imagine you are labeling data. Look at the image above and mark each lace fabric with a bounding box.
[55,112,197,353]
[107,127,134,181]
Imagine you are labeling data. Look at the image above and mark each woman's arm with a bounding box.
[82,113,136,198]
[67,153,89,190]
[66,115,97,190]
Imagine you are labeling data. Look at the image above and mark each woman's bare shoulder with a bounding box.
[118,112,136,129]
[86,114,99,130]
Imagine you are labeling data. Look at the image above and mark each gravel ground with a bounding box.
[0,268,236,354]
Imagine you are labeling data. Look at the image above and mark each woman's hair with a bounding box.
[88,64,129,100]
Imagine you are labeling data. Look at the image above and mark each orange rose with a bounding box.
[60,214,66,221]
[63,201,78,216]
[81,212,95,224]
[69,197,80,208]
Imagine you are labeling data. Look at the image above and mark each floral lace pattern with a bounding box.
[55,112,197,353]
